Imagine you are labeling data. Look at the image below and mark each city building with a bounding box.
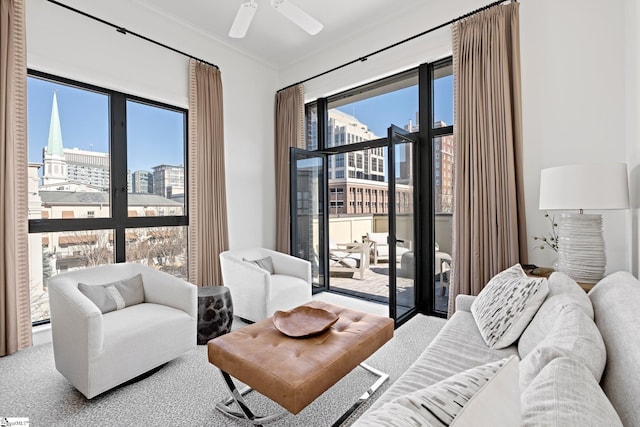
[132,170,153,193]
[152,164,185,199]
[433,121,454,213]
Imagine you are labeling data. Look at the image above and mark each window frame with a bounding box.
[27,70,189,324]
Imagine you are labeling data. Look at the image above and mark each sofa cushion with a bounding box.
[521,357,622,427]
[589,271,640,427]
[78,274,144,314]
[354,356,520,427]
[362,310,518,410]
[472,264,548,349]
[519,303,605,390]
[547,272,594,317]
[518,272,594,358]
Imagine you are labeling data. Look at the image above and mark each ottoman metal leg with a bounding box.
[215,363,389,426]
[215,371,288,426]
[331,363,389,427]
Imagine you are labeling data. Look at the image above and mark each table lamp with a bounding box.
[539,163,629,284]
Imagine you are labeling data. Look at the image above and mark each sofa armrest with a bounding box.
[455,294,476,312]
[140,268,197,318]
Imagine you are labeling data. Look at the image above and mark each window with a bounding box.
[27,72,188,324]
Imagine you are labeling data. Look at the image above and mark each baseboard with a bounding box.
[32,323,52,346]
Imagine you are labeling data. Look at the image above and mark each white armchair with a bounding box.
[48,263,197,399]
[219,248,312,322]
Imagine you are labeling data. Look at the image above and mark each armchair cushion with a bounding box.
[78,274,145,314]
[243,256,274,274]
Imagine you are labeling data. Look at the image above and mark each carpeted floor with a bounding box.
[0,313,445,426]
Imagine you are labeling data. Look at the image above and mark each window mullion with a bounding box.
[111,92,128,263]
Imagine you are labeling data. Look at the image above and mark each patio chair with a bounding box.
[329,240,370,280]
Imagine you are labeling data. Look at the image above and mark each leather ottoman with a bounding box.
[208,300,394,422]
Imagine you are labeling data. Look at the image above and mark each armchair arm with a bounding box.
[263,249,311,285]
[139,268,197,319]
[48,277,104,361]
[220,252,272,299]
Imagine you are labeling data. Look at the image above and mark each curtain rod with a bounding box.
[278,0,510,93]
[45,0,219,69]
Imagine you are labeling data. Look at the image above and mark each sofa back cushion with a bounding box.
[589,271,640,427]
[518,272,593,358]
[519,303,605,390]
[471,264,548,349]
[521,357,622,427]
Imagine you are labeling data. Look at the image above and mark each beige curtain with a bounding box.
[274,85,304,254]
[188,60,229,287]
[449,3,527,316]
[1,0,31,356]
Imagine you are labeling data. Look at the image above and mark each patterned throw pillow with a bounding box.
[353,356,521,427]
[471,264,549,349]
[78,274,145,314]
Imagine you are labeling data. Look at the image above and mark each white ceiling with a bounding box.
[131,0,430,69]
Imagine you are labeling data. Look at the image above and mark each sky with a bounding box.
[27,74,452,174]
[27,76,185,173]
[334,75,453,138]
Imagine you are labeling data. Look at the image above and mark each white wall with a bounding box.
[279,0,638,276]
[26,0,279,251]
[625,0,640,277]
[520,0,631,275]
[279,0,487,101]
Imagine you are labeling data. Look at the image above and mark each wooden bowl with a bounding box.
[272,306,339,338]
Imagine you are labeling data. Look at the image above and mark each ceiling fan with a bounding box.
[229,0,323,39]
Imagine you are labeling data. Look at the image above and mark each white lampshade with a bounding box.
[539,163,630,210]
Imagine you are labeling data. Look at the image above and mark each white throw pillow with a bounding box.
[353,356,521,427]
[471,264,549,349]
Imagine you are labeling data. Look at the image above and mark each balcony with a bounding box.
[326,213,452,314]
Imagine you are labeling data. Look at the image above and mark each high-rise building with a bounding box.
[152,164,184,199]
[327,110,384,182]
[132,170,153,194]
[41,92,109,191]
[433,121,454,213]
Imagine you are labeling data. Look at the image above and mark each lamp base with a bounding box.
[556,213,605,284]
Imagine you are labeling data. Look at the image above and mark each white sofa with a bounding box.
[355,271,640,426]
[48,263,197,399]
[219,248,312,322]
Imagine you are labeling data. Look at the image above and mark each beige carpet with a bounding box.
[0,312,445,426]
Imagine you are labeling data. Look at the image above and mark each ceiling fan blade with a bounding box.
[229,1,258,38]
[270,0,323,35]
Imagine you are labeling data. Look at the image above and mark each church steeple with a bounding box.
[46,91,64,157]
[42,91,67,187]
